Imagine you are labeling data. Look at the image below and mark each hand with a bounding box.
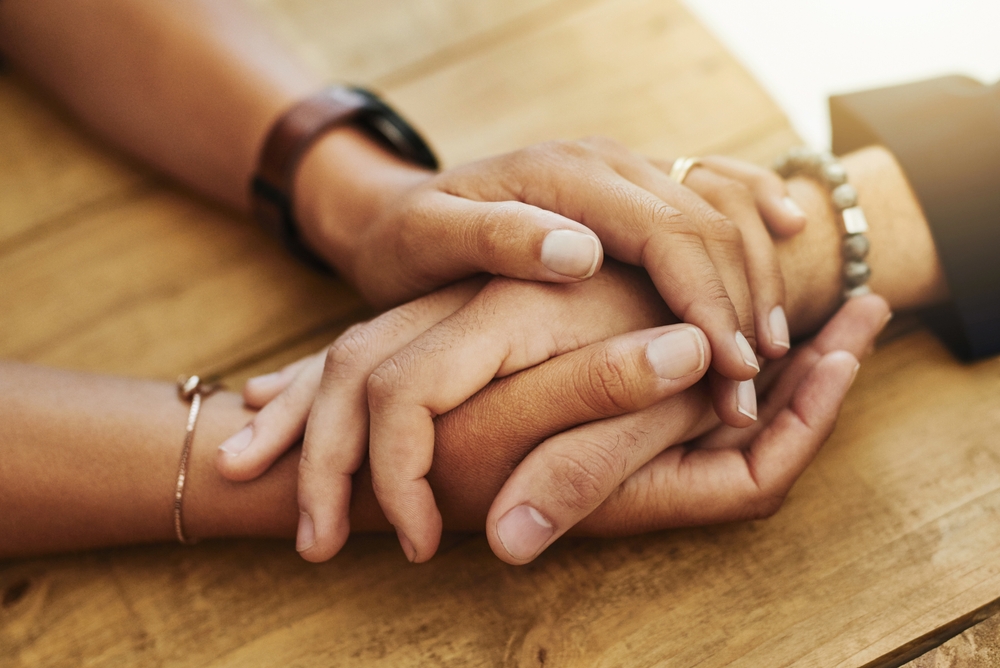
[478,294,889,562]
[300,135,805,379]
[222,151,812,564]
[219,259,873,565]
[232,291,888,567]
[221,263,686,561]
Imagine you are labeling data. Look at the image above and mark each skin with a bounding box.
[0,297,882,560]
[1,145,944,561]
[0,0,804,385]
[220,145,947,564]
[0,0,951,561]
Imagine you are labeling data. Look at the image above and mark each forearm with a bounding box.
[0,0,425,259]
[0,0,309,208]
[0,146,952,558]
[776,146,948,336]
[0,363,301,557]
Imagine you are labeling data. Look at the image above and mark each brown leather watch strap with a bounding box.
[250,86,437,270]
[250,87,368,263]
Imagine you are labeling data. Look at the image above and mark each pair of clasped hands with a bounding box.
[215,137,889,566]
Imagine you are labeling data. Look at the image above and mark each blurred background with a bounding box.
[683,0,1000,147]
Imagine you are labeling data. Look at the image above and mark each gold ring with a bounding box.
[669,156,703,185]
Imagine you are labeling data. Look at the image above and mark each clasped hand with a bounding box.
[216,139,889,565]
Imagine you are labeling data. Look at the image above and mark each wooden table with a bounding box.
[2,0,1000,665]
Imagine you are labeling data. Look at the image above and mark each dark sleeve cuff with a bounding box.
[830,75,1000,361]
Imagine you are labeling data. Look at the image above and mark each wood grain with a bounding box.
[0,75,146,251]
[246,0,572,85]
[0,186,362,380]
[903,609,1000,668]
[3,0,999,666]
[385,0,791,167]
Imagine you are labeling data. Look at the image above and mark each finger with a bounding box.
[482,326,711,564]
[461,141,758,382]
[701,155,807,237]
[215,353,325,482]
[242,353,322,408]
[600,158,760,379]
[699,293,890,451]
[295,280,482,563]
[368,271,674,563]
[687,168,790,359]
[709,372,759,429]
[358,190,605,305]
[579,349,858,537]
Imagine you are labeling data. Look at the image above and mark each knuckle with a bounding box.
[683,278,734,317]
[650,202,694,235]
[470,202,520,266]
[546,443,625,513]
[298,442,318,469]
[327,324,369,366]
[366,357,407,407]
[702,211,743,246]
[578,345,638,414]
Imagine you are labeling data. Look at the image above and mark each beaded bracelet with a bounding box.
[774,147,872,300]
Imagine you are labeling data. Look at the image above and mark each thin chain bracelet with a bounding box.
[174,375,221,545]
[775,147,872,301]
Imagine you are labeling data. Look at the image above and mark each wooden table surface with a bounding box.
[2,0,1000,665]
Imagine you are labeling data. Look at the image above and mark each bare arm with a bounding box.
[0,145,949,558]
[777,146,948,335]
[0,362,302,556]
[0,0,319,209]
[0,0,819,381]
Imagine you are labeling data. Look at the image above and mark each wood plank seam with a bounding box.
[866,597,1000,668]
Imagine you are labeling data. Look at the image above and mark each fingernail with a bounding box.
[246,371,281,391]
[737,380,758,420]
[735,332,760,372]
[880,311,894,332]
[396,528,416,563]
[296,511,315,552]
[782,196,806,220]
[540,230,600,279]
[849,362,861,388]
[496,504,554,561]
[769,306,791,349]
[646,328,706,379]
[218,425,252,456]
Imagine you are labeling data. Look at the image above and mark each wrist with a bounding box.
[776,145,948,338]
[293,126,434,281]
[184,393,298,541]
[776,176,843,337]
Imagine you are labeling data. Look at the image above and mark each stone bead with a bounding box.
[822,162,848,187]
[842,234,870,261]
[844,284,872,300]
[832,183,858,210]
[844,260,871,287]
[842,206,869,234]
